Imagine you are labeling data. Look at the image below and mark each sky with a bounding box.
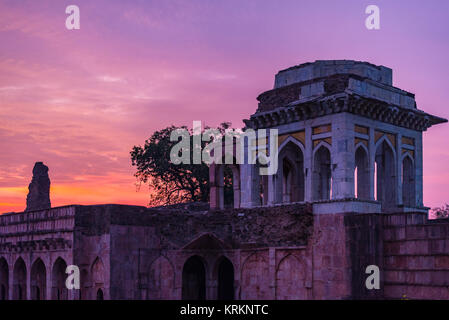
[0,0,448,213]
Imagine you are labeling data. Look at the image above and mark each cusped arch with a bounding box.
[51,257,68,300]
[240,251,270,299]
[0,257,9,300]
[312,144,332,201]
[402,153,416,207]
[375,136,397,160]
[278,135,305,155]
[375,138,397,207]
[91,257,105,285]
[275,253,308,300]
[354,144,370,199]
[13,257,27,300]
[214,255,235,300]
[182,255,207,300]
[312,140,332,157]
[148,255,175,300]
[276,139,305,203]
[30,258,46,300]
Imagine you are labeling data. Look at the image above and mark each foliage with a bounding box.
[130,123,232,206]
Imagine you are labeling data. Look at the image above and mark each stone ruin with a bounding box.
[25,162,51,212]
[1,60,449,300]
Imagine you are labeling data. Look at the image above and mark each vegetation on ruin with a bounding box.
[130,123,233,207]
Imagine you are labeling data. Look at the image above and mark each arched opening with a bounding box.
[375,140,396,208]
[212,163,240,209]
[79,269,88,300]
[92,257,105,300]
[355,146,370,199]
[0,258,8,300]
[276,141,304,203]
[255,158,269,206]
[13,257,26,300]
[313,146,331,200]
[96,288,104,300]
[51,257,68,300]
[217,257,234,300]
[282,159,294,202]
[31,258,46,300]
[223,165,235,208]
[182,256,206,300]
[402,156,415,207]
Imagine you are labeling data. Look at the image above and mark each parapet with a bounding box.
[274,60,392,88]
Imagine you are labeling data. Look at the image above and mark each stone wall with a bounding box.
[382,213,449,299]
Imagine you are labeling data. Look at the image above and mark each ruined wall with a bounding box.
[311,213,352,299]
[345,213,384,299]
[0,206,76,300]
[382,213,449,300]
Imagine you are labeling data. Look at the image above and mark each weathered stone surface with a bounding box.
[25,162,51,212]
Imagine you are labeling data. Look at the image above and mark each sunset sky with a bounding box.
[1,0,448,213]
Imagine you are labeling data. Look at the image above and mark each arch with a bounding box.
[30,258,46,300]
[354,145,370,199]
[240,252,270,299]
[182,255,206,300]
[211,162,241,209]
[96,288,104,300]
[148,256,175,300]
[312,144,332,201]
[375,139,396,208]
[275,140,305,203]
[91,257,105,299]
[51,257,68,300]
[79,269,89,300]
[215,256,234,300]
[402,154,415,207]
[0,257,8,300]
[13,257,27,300]
[255,154,269,206]
[275,254,308,300]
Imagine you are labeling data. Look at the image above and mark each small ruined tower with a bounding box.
[25,162,51,212]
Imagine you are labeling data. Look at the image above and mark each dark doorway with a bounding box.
[182,256,206,300]
[1,284,6,300]
[217,258,234,300]
[96,288,104,300]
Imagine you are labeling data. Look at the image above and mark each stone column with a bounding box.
[26,259,31,300]
[415,133,424,207]
[8,261,13,300]
[269,248,276,299]
[331,113,355,199]
[304,126,313,202]
[368,127,376,200]
[396,133,403,206]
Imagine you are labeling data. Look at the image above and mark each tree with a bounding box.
[130,123,232,207]
[431,204,449,219]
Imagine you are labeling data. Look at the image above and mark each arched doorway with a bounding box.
[276,140,305,203]
[31,258,46,300]
[282,159,294,203]
[51,257,68,300]
[0,258,8,300]
[355,146,370,199]
[92,257,105,300]
[13,257,27,300]
[217,257,234,300]
[96,288,104,300]
[402,155,415,206]
[313,145,331,200]
[375,140,396,208]
[182,256,206,300]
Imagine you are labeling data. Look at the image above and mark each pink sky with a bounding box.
[1,0,448,213]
